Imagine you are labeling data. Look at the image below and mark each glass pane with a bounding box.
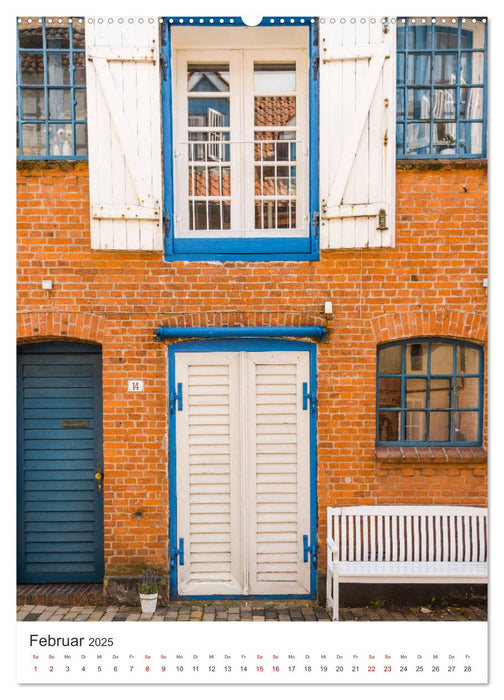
[254,63,296,92]
[18,20,43,48]
[408,88,430,119]
[20,53,44,84]
[378,345,401,374]
[433,88,456,119]
[255,133,296,162]
[397,25,405,51]
[277,200,291,229]
[407,55,431,85]
[407,24,432,49]
[21,88,45,119]
[254,96,296,127]
[396,123,405,156]
[397,53,405,84]
[73,52,86,84]
[190,202,207,230]
[208,201,223,230]
[406,123,430,153]
[459,122,483,156]
[396,89,404,118]
[457,345,480,374]
[432,54,458,85]
[46,21,70,49]
[48,89,71,119]
[188,133,230,163]
[429,411,450,441]
[454,412,478,442]
[49,123,73,156]
[460,87,483,119]
[379,377,401,408]
[461,52,485,84]
[378,411,401,442]
[21,122,46,155]
[406,378,426,408]
[431,342,453,374]
[75,88,86,119]
[75,123,87,155]
[71,20,86,50]
[405,411,426,441]
[430,378,451,409]
[456,377,479,409]
[433,122,457,153]
[405,343,427,373]
[435,24,459,49]
[47,54,70,84]
[188,97,230,127]
[188,64,230,92]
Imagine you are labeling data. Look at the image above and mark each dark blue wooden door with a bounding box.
[17,342,104,583]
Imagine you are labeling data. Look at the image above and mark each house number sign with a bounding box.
[128,380,144,392]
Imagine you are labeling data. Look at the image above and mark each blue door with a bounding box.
[17,342,104,583]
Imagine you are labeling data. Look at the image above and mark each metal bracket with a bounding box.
[312,210,320,239]
[303,535,317,565]
[169,382,183,414]
[377,208,388,230]
[170,538,185,568]
[302,382,317,413]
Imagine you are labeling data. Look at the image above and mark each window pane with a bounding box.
[46,22,70,49]
[20,53,44,84]
[430,378,451,408]
[396,89,405,119]
[435,24,459,49]
[407,55,431,85]
[378,411,401,442]
[407,122,430,153]
[18,20,43,49]
[188,133,230,163]
[406,378,426,408]
[429,411,450,441]
[405,342,427,373]
[459,122,483,156]
[75,123,87,155]
[457,345,480,374]
[48,89,71,119]
[71,20,86,49]
[21,88,45,118]
[188,97,230,128]
[461,52,485,84]
[408,88,430,119]
[433,122,457,153]
[433,54,458,85]
[460,87,483,119]
[454,412,478,442]
[254,63,296,92]
[397,53,405,84]
[21,122,46,155]
[73,52,86,84]
[431,342,453,374]
[408,24,432,49]
[433,89,456,119]
[379,377,401,408]
[254,96,296,128]
[378,345,401,374]
[75,88,86,119]
[47,54,70,84]
[405,411,426,441]
[188,64,230,92]
[49,123,73,155]
[396,123,405,156]
[456,377,479,409]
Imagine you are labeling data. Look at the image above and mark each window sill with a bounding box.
[396,158,487,171]
[375,445,487,465]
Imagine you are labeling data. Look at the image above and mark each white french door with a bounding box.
[174,350,312,596]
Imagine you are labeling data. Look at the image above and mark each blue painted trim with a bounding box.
[376,338,484,446]
[157,325,326,341]
[161,18,319,261]
[168,337,318,599]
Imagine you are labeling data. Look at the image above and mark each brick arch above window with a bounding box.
[157,310,324,333]
[17,311,105,345]
[371,310,487,346]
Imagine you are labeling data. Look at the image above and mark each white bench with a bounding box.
[326,506,488,620]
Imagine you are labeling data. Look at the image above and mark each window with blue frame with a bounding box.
[162,18,319,260]
[17,17,87,159]
[377,339,483,445]
[396,17,487,158]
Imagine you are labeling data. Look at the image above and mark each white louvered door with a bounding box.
[175,350,312,596]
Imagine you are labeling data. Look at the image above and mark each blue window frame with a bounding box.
[17,17,87,160]
[377,339,484,446]
[161,17,319,261]
[396,17,487,158]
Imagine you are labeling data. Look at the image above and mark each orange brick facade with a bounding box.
[17,160,488,588]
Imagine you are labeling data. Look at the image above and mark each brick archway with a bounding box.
[371,309,487,345]
[17,311,105,345]
[157,310,325,331]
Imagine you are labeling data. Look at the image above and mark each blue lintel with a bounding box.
[156,325,327,342]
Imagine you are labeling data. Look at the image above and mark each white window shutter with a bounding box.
[319,18,396,249]
[86,18,163,251]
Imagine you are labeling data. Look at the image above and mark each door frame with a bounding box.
[17,341,104,583]
[167,337,317,598]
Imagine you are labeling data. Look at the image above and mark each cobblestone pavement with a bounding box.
[17,601,487,622]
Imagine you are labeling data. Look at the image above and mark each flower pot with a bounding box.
[139,592,158,613]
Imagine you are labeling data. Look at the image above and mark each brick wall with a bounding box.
[17,160,488,576]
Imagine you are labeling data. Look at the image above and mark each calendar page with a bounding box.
[11,0,495,694]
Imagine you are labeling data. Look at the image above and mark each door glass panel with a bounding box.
[254,63,296,92]
[188,64,230,92]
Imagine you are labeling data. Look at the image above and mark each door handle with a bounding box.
[94,469,103,493]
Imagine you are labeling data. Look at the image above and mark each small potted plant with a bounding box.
[139,569,159,613]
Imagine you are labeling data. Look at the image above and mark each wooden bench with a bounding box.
[326,506,488,620]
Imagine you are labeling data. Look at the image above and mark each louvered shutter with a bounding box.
[246,352,311,595]
[175,353,243,596]
[86,17,163,250]
[319,17,396,249]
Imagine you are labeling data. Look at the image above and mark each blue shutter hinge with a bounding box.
[170,538,184,568]
[312,210,319,238]
[170,382,183,413]
[302,382,317,413]
[303,534,317,565]
[312,55,319,80]
[163,210,170,237]
[160,55,168,81]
